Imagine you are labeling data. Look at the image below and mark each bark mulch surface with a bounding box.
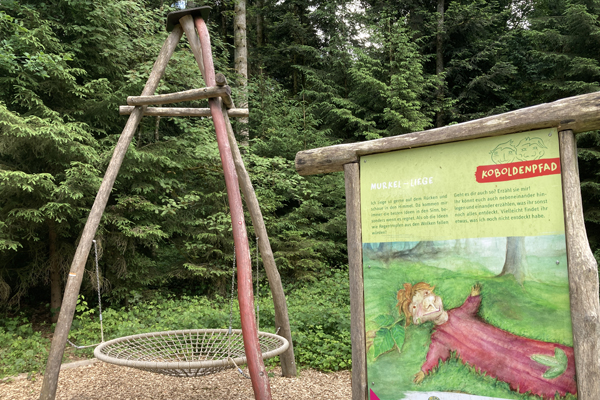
[0,361,351,400]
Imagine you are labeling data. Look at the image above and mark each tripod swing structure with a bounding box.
[39,7,291,400]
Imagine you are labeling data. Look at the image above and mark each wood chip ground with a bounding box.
[0,362,351,399]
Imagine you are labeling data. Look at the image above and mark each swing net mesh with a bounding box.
[94,329,288,377]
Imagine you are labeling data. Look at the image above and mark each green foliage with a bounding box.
[577,131,600,265]
[245,75,349,279]
[0,102,101,306]
[367,314,406,361]
[525,0,600,102]
[0,271,352,377]
[1,0,599,349]
[0,315,52,378]
[415,355,577,400]
[284,269,352,371]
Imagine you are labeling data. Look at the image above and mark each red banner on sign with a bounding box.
[475,158,561,183]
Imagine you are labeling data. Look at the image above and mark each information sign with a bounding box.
[360,128,576,400]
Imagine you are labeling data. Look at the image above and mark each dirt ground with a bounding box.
[0,361,352,400]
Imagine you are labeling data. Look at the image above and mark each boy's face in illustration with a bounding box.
[410,289,445,325]
[491,144,517,164]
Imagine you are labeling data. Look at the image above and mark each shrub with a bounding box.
[0,315,50,378]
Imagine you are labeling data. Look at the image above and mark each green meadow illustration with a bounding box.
[363,236,576,400]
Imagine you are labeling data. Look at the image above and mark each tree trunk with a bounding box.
[256,0,264,47]
[48,222,61,323]
[498,236,529,284]
[293,54,298,95]
[154,116,160,142]
[435,0,445,128]
[234,0,249,148]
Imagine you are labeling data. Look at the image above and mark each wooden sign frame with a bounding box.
[296,93,600,400]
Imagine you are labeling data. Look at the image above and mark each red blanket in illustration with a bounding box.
[398,283,577,399]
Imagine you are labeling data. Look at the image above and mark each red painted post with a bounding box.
[195,17,272,400]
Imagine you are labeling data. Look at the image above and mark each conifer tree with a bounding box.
[0,5,102,315]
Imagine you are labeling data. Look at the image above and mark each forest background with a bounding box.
[1,0,600,378]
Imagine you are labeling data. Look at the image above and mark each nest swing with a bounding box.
[94,329,289,377]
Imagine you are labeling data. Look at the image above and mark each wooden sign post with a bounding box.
[296,95,600,400]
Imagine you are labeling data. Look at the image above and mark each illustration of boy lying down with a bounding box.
[397,283,577,399]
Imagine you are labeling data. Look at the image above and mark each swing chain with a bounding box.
[66,238,104,349]
[255,236,259,331]
[228,245,236,335]
[228,357,251,379]
[93,239,104,343]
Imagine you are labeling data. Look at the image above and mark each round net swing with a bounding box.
[94,329,289,377]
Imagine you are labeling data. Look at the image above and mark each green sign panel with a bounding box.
[360,129,576,400]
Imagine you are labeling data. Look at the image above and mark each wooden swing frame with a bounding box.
[39,7,296,400]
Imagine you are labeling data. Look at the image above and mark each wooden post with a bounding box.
[221,105,297,377]
[183,17,297,377]
[233,0,249,148]
[179,14,205,79]
[38,25,184,400]
[559,129,600,400]
[195,16,272,400]
[126,85,231,106]
[344,162,368,400]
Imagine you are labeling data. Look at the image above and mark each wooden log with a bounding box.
[222,103,297,377]
[127,85,231,106]
[214,73,294,376]
[195,16,272,400]
[185,30,293,379]
[559,130,600,400]
[179,16,234,111]
[195,25,294,375]
[119,106,249,118]
[296,91,600,176]
[216,72,227,87]
[344,162,368,400]
[220,90,235,109]
[179,14,205,79]
[38,25,185,400]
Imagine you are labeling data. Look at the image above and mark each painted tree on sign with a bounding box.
[498,236,529,284]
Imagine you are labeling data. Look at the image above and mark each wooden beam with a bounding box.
[127,85,232,106]
[222,104,297,377]
[119,106,248,118]
[344,162,368,400]
[215,73,235,109]
[195,16,272,399]
[216,72,228,87]
[179,14,205,79]
[559,129,600,400]
[208,69,295,376]
[38,25,185,400]
[296,91,600,176]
